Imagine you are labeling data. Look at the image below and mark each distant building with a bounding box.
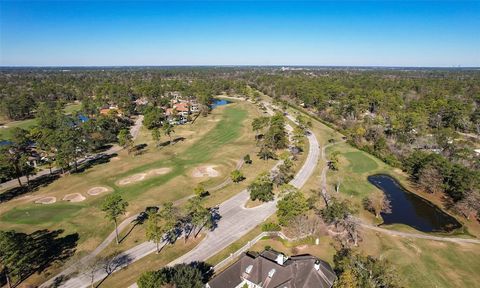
[100,105,123,116]
[207,250,336,288]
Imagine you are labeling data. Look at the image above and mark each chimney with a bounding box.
[276,253,286,265]
[314,260,321,271]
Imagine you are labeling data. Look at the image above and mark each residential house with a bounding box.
[207,250,336,288]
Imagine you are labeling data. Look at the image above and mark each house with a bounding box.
[206,250,336,288]
[100,105,123,116]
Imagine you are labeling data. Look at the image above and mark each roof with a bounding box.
[174,102,190,112]
[207,250,336,288]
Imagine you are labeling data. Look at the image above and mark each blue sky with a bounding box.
[1,1,479,66]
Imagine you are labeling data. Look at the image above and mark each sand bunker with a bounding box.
[192,165,220,178]
[35,197,57,204]
[63,193,86,202]
[148,168,172,175]
[116,167,172,186]
[87,186,111,196]
[117,173,147,185]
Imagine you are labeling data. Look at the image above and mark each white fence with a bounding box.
[213,231,309,272]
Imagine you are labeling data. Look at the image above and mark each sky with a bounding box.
[0,1,479,67]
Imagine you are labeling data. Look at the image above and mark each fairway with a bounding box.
[1,204,82,225]
[344,151,378,173]
[1,106,248,225]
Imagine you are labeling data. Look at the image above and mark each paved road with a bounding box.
[48,103,320,288]
[0,115,144,191]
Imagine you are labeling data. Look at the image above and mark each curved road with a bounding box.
[45,103,320,288]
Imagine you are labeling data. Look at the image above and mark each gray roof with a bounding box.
[208,250,336,288]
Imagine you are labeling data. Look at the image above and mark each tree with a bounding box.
[230,169,245,183]
[143,107,165,129]
[159,202,180,243]
[258,144,276,161]
[292,126,306,152]
[186,197,212,239]
[264,113,288,150]
[101,194,129,244]
[162,122,175,144]
[145,211,166,253]
[271,162,294,186]
[151,128,162,147]
[251,116,269,140]
[194,184,208,198]
[137,262,212,288]
[362,194,391,218]
[243,154,252,164]
[0,230,31,288]
[276,190,309,226]
[329,151,340,171]
[248,172,274,202]
[137,271,167,288]
[80,256,103,288]
[0,128,36,186]
[333,248,401,288]
[417,164,444,194]
[321,198,355,224]
[118,128,133,152]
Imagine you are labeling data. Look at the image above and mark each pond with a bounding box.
[211,98,231,109]
[368,174,461,232]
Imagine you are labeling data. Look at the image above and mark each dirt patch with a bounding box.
[63,193,86,202]
[111,157,121,161]
[192,165,220,178]
[35,197,57,204]
[87,186,111,196]
[148,167,172,175]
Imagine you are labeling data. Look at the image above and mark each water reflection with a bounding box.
[368,175,461,232]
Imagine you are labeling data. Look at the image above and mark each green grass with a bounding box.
[343,151,378,173]
[1,204,83,225]
[0,118,37,140]
[1,106,248,225]
[63,102,82,114]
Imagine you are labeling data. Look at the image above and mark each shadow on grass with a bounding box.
[0,172,60,204]
[72,153,118,174]
[158,137,186,147]
[0,229,79,288]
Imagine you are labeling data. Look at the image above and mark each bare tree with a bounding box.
[80,256,103,288]
[418,165,444,194]
[289,214,327,238]
[363,194,391,218]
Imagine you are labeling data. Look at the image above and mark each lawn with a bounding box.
[0,118,37,140]
[343,151,378,173]
[360,229,480,288]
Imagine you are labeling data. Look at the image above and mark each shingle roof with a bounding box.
[207,250,336,288]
